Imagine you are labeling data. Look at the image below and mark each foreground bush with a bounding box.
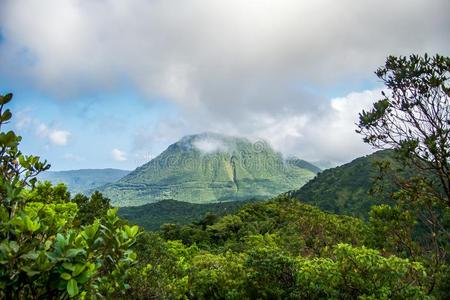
[0,93,138,299]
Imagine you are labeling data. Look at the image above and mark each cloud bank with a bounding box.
[193,138,229,154]
[1,0,448,165]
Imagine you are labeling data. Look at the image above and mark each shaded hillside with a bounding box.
[39,168,130,194]
[286,157,321,174]
[129,194,436,299]
[292,150,401,218]
[119,199,253,231]
[102,133,318,206]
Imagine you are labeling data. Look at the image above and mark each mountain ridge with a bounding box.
[292,150,401,218]
[102,133,318,206]
[39,168,130,194]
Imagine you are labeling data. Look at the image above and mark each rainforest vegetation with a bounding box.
[1,54,449,299]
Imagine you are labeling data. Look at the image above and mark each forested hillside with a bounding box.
[293,150,400,218]
[118,199,254,231]
[127,195,442,299]
[102,133,317,206]
[285,157,322,174]
[39,168,130,194]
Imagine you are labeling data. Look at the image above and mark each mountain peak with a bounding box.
[176,132,235,153]
[101,133,319,206]
[174,132,269,155]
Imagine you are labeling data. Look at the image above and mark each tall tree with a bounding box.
[357,54,450,205]
[357,55,450,294]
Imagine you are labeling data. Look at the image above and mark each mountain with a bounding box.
[102,133,318,206]
[118,199,254,231]
[311,160,339,170]
[291,150,401,218]
[39,168,130,194]
[286,157,321,174]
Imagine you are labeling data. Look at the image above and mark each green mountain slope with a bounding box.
[39,168,130,194]
[102,133,318,206]
[292,150,400,218]
[286,157,321,174]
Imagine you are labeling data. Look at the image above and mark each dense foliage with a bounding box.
[357,54,449,205]
[119,199,255,231]
[0,94,138,299]
[127,196,434,299]
[293,150,409,218]
[357,54,450,296]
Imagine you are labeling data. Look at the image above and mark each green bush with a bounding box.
[0,93,139,299]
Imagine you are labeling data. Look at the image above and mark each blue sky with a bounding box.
[0,0,448,171]
[4,85,178,170]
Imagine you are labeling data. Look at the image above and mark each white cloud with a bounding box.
[132,88,380,165]
[193,138,228,154]
[48,130,71,146]
[13,110,72,146]
[252,89,381,164]
[111,148,127,162]
[1,0,447,106]
[1,0,449,165]
[36,123,71,146]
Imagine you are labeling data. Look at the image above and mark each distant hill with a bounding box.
[118,199,254,231]
[292,150,401,218]
[311,160,338,170]
[39,168,130,194]
[102,133,318,206]
[286,157,321,174]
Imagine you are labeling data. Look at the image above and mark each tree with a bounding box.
[73,191,112,226]
[357,54,450,295]
[0,93,139,299]
[357,54,450,205]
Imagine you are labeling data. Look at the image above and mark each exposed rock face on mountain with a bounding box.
[102,133,318,206]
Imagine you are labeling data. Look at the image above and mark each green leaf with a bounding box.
[125,225,139,238]
[1,109,12,122]
[67,279,79,297]
[21,266,40,277]
[72,264,86,277]
[9,241,19,253]
[81,221,99,241]
[61,272,72,280]
[63,262,75,272]
[56,233,68,251]
[24,216,40,233]
[76,270,91,284]
[65,248,85,258]
[20,250,39,260]
[0,93,13,105]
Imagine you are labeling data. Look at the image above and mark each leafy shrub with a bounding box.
[0,93,139,299]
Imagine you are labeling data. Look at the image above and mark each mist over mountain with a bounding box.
[101,133,318,206]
